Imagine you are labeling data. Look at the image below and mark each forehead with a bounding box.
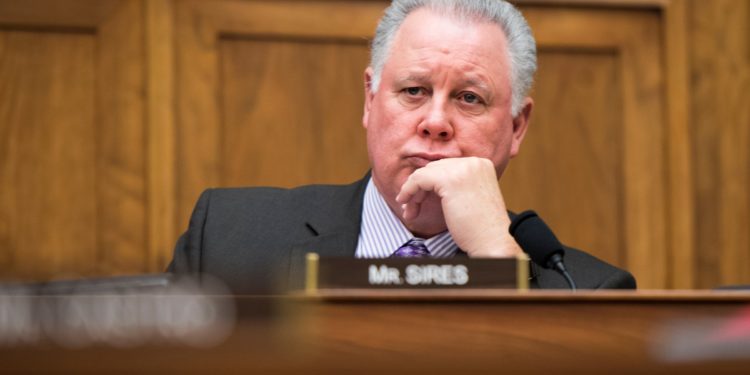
[385,8,510,80]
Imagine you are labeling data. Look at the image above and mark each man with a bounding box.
[168,0,636,293]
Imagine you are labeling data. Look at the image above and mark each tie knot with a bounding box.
[391,238,430,258]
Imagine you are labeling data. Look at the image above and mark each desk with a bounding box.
[1,291,749,373]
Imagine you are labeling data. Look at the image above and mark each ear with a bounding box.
[362,67,375,129]
[509,97,533,158]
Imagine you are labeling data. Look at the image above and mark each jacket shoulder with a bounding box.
[167,177,368,279]
[534,247,637,289]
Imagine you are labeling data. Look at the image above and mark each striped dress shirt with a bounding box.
[354,178,460,258]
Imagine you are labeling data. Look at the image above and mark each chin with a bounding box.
[377,169,410,196]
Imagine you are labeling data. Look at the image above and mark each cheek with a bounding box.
[370,107,413,146]
[462,123,513,161]
[366,114,401,167]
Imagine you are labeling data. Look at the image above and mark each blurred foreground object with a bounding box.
[0,275,235,348]
[655,305,750,362]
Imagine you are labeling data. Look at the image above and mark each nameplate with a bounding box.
[305,254,529,292]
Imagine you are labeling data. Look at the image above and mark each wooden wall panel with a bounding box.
[663,0,694,289]
[690,0,750,288]
[505,7,667,288]
[174,0,386,243]
[220,39,370,188]
[0,31,97,280]
[502,51,623,267]
[145,0,177,272]
[96,0,147,276]
[0,0,146,281]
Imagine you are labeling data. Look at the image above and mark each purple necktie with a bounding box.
[391,238,430,258]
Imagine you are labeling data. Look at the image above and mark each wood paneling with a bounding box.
[0,0,119,29]
[220,39,370,188]
[663,0,694,289]
[174,0,385,240]
[690,0,750,288]
[96,0,147,277]
[0,0,748,289]
[504,7,667,288]
[0,0,146,280]
[146,0,176,272]
[503,51,623,267]
[0,31,96,279]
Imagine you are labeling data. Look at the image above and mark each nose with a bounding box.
[417,103,454,141]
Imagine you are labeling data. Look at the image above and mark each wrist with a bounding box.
[467,232,522,258]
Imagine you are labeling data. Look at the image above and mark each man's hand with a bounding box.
[395,157,522,258]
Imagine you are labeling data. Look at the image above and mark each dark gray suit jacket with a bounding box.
[168,176,636,294]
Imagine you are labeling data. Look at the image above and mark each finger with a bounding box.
[396,169,437,203]
[402,201,421,220]
[400,188,427,220]
[404,189,427,205]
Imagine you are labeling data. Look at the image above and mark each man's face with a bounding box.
[363,8,530,219]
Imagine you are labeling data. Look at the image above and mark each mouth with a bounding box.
[404,153,451,168]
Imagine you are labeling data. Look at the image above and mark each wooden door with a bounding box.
[172,1,672,288]
[0,0,147,280]
[503,5,669,288]
[173,0,387,233]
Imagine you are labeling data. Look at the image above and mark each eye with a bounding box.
[459,92,482,105]
[404,87,423,96]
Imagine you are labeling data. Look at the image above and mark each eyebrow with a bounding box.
[394,73,431,85]
[452,76,495,101]
[462,78,492,97]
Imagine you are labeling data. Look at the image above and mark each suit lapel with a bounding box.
[285,174,369,291]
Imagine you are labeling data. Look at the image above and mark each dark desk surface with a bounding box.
[1,290,749,373]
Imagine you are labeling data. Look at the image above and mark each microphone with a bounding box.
[509,210,577,291]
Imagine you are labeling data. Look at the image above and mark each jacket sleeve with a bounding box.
[166,189,213,273]
[597,269,637,289]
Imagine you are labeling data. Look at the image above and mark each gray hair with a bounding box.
[370,0,537,116]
